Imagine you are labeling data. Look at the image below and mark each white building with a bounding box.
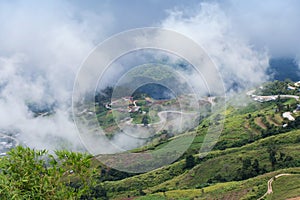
[282,112,295,121]
[294,81,300,87]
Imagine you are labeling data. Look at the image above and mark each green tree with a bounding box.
[0,146,72,199]
[142,115,149,126]
[240,158,255,179]
[267,145,278,170]
[0,146,107,199]
[252,159,260,174]
[185,155,195,169]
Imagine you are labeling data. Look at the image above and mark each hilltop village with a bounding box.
[248,80,300,127]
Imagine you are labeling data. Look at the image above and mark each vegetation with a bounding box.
[94,85,178,136]
[137,168,300,200]
[0,146,107,199]
[256,80,300,96]
[1,80,300,199]
[268,174,300,199]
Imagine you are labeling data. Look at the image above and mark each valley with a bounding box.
[1,80,300,200]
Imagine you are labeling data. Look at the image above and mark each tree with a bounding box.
[242,158,252,170]
[0,146,72,199]
[267,145,278,170]
[185,155,195,169]
[240,158,254,179]
[252,159,260,174]
[0,146,107,199]
[142,115,149,126]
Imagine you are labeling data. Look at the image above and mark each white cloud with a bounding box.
[0,0,114,151]
[161,2,270,91]
[1,0,299,153]
[225,0,300,58]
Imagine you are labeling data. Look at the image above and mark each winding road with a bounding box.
[108,97,198,127]
[124,110,196,127]
[257,173,292,200]
[278,95,299,101]
[247,89,299,102]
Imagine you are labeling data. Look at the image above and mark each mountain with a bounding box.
[1,80,300,200]
[268,58,300,81]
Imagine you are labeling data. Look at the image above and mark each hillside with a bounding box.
[1,80,300,200]
[99,81,300,199]
[101,128,300,199]
[135,168,300,200]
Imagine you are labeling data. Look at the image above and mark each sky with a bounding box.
[0,0,299,152]
[67,0,300,58]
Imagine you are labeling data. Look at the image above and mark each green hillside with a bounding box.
[136,168,300,200]
[99,84,300,199]
[1,81,300,200]
[102,129,300,199]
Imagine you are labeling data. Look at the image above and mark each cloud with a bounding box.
[161,2,270,91]
[224,0,300,59]
[1,0,299,153]
[0,0,114,151]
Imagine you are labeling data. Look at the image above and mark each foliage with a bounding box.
[1,81,300,199]
[184,155,195,169]
[0,146,107,200]
[257,80,300,96]
[142,168,300,200]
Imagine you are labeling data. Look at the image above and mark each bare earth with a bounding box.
[287,197,300,200]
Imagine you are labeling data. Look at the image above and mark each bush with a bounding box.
[0,146,107,200]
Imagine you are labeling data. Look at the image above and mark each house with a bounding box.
[294,81,300,87]
[128,106,140,113]
[287,85,296,90]
[282,112,295,121]
[253,96,277,103]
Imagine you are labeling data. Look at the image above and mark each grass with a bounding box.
[102,129,300,199]
[266,115,280,126]
[99,96,300,199]
[283,98,297,106]
[273,113,284,125]
[137,168,300,200]
[132,98,289,154]
[136,194,166,200]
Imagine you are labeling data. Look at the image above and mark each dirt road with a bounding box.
[257,173,292,200]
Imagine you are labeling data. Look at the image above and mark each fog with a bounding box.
[161,2,270,91]
[0,0,112,151]
[0,0,299,153]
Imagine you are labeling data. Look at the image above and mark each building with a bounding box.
[128,106,140,113]
[282,112,295,121]
[294,81,300,87]
[253,96,277,103]
[287,85,296,90]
